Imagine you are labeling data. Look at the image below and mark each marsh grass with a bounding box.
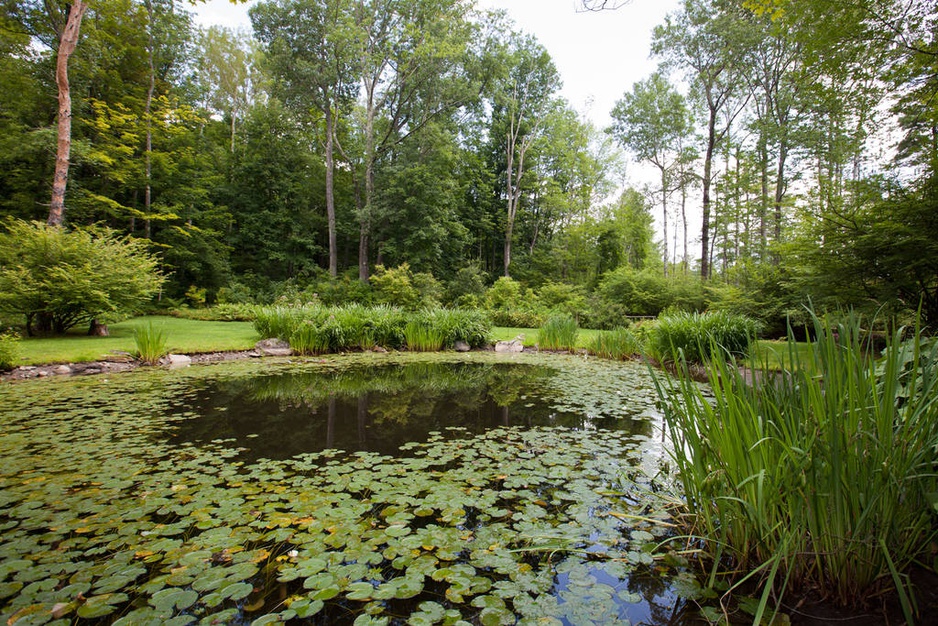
[253,305,491,354]
[537,315,579,351]
[134,322,168,365]
[586,326,642,360]
[650,310,761,364]
[403,321,445,352]
[655,310,938,622]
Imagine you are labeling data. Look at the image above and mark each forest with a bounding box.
[0,0,936,334]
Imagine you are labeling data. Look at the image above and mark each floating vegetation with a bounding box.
[0,353,684,625]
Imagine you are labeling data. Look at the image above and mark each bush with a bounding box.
[536,282,587,320]
[372,264,419,309]
[537,314,579,351]
[655,310,938,620]
[445,264,488,307]
[484,276,522,310]
[0,330,20,371]
[0,219,164,335]
[649,310,762,364]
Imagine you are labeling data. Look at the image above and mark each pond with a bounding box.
[0,352,698,626]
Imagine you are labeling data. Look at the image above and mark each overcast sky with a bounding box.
[192,0,679,130]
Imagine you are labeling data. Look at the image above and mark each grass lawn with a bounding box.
[14,316,259,366]
[749,339,815,373]
[491,326,602,348]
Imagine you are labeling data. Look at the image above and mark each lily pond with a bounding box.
[0,352,699,626]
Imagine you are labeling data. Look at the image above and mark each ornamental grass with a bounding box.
[655,310,938,623]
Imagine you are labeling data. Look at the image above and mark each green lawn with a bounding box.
[14,316,259,366]
[491,326,602,348]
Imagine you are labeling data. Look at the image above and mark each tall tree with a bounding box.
[489,34,561,277]
[345,0,477,281]
[653,0,751,279]
[252,0,357,278]
[609,72,691,276]
[49,1,88,227]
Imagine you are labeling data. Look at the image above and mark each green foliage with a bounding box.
[655,310,938,616]
[536,282,587,319]
[649,310,762,364]
[133,322,168,365]
[0,220,164,335]
[484,276,523,310]
[537,315,579,351]
[587,327,643,361]
[371,264,420,309]
[0,330,20,371]
[445,264,488,308]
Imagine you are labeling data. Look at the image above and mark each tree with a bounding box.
[49,1,88,227]
[609,72,691,276]
[653,0,751,279]
[252,0,357,278]
[345,0,478,281]
[489,34,561,277]
[0,219,164,335]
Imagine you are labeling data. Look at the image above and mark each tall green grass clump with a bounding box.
[655,310,938,622]
[587,326,643,360]
[650,309,761,363]
[134,322,168,365]
[536,314,579,351]
[252,305,489,354]
[0,330,20,370]
[403,320,445,352]
[426,308,491,348]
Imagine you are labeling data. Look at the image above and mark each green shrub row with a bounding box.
[586,326,644,361]
[253,305,491,355]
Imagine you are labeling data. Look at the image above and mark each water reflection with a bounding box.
[169,362,652,461]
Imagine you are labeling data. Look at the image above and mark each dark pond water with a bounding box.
[0,353,701,626]
[166,361,654,462]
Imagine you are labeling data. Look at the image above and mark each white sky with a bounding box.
[192,0,679,130]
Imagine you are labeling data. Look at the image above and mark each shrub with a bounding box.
[134,322,168,365]
[372,264,419,309]
[654,311,938,621]
[0,330,20,371]
[536,282,588,320]
[537,314,579,351]
[484,276,522,310]
[649,310,762,364]
[587,326,643,360]
[445,264,488,307]
[0,219,164,335]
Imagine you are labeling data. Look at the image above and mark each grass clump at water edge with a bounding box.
[134,322,168,365]
[536,314,579,351]
[654,309,938,623]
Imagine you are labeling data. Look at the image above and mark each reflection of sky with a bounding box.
[554,565,687,626]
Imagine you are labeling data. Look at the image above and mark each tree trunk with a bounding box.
[700,109,717,280]
[144,1,155,226]
[48,1,88,227]
[325,100,338,278]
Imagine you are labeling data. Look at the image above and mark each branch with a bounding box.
[577,0,635,12]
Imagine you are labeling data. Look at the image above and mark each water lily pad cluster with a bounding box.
[0,353,678,625]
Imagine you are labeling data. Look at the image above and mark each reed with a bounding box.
[403,320,445,352]
[650,310,761,364]
[654,310,938,622]
[133,322,168,365]
[537,314,579,351]
[587,326,642,360]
